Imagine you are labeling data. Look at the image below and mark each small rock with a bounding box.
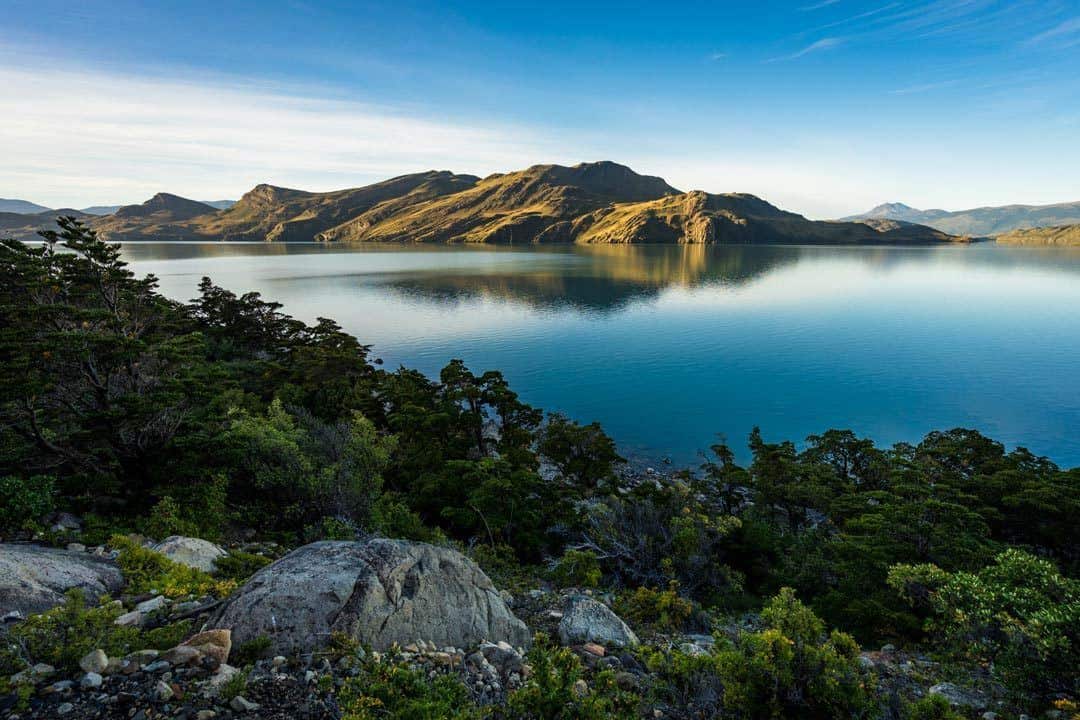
[615,671,638,691]
[79,649,109,674]
[57,702,75,715]
[136,595,167,614]
[230,695,260,712]
[143,660,171,673]
[115,609,143,627]
[80,671,103,689]
[582,642,606,657]
[66,543,86,553]
[181,629,231,666]
[9,662,55,685]
[197,711,217,720]
[126,649,160,667]
[572,678,589,699]
[42,680,75,694]
[153,679,174,701]
[162,645,203,666]
[929,682,988,710]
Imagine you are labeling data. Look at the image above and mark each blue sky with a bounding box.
[2,0,1079,217]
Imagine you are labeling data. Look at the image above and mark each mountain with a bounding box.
[3,162,959,245]
[995,224,1080,246]
[843,200,1080,236]
[0,198,52,214]
[80,199,235,215]
[90,193,220,241]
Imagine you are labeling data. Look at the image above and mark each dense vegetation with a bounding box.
[1,218,1077,718]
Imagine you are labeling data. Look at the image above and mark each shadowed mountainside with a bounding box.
[844,199,1080,236]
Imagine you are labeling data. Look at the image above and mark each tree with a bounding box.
[539,413,623,494]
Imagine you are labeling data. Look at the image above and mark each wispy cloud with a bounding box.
[889,79,959,95]
[0,65,565,207]
[709,52,728,61]
[766,37,844,62]
[1025,16,1080,46]
[802,0,841,10]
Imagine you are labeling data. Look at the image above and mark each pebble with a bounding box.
[230,695,260,712]
[57,703,75,715]
[80,672,103,689]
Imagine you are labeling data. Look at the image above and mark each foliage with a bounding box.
[890,548,1080,703]
[614,583,695,634]
[713,588,877,719]
[232,635,273,666]
[0,589,189,675]
[0,474,55,534]
[901,695,965,720]
[212,549,272,582]
[111,534,235,598]
[549,549,603,589]
[505,635,639,719]
[340,658,485,720]
[219,671,249,702]
[539,413,623,493]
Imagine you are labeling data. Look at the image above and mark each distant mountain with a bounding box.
[81,199,235,215]
[4,162,960,245]
[843,200,1080,236]
[0,198,52,214]
[996,224,1080,246]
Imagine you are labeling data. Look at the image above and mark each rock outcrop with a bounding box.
[0,544,123,616]
[151,536,227,573]
[558,595,638,648]
[209,540,531,654]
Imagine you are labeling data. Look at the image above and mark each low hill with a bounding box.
[844,200,1080,236]
[0,209,93,238]
[995,224,1080,246]
[91,193,220,241]
[0,198,52,214]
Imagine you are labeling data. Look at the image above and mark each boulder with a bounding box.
[929,682,989,710]
[558,595,638,648]
[151,536,227,573]
[182,629,231,665]
[210,540,531,654]
[0,544,123,616]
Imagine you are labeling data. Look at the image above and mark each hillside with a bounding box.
[0,198,52,214]
[996,223,1080,246]
[3,162,959,244]
[845,199,1080,236]
[0,208,92,238]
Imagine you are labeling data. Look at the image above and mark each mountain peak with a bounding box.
[112,193,216,221]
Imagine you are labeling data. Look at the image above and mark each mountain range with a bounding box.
[843,200,1080,236]
[2,162,963,245]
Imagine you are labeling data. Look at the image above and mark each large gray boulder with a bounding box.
[0,544,124,616]
[558,595,638,648]
[151,536,227,573]
[210,540,531,654]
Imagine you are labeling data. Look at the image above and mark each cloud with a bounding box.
[0,65,564,207]
[889,79,960,95]
[709,52,728,61]
[802,0,841,10]
[766,37,844,62]
[1025,16,1080,46]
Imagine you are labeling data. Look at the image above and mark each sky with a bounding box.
[2,0,1079,218]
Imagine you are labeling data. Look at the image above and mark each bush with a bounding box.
[213,550,272,582]
[549,549,603,589]
[232,635,272,666]
[0,590,189,675]
[714,588,877,719]
[141,495,202,539]
[642,646,724,717]
[110,535,235,598]
[340,657,484,720]
[903,695,965,720]
[0,475,55,534]
[614,583,695,634]
[506,635,639,719]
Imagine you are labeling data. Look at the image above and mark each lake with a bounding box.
[122,242,1080,469]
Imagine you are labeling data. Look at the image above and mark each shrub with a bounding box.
[340,657,484,720]
[714,588,877,719]
[505,635,640,719]
[0,475,55,534]
[614,583,696,634]
[0,589,190,675]
[213,550,272,582]
[110,534,235,598]
[641,646,724,717]
[549,548,603,589]
[232,635,273,666]
[141,495,201,539]
[903,695,965,720]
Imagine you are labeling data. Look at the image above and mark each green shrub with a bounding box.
[0,589,190,675]
[110,534,235,598]
[641,646,724,717]
[549,549,603,589]
[219,671,248,702]
[232,635,273,666]
[213,550,272,582]
[0,475,55,534]
[714,588,877,719]
[370,493,445,543]
[614,583,695,634]
[505,635,640,719]
[903,695,965,720]
[340,657,484,720]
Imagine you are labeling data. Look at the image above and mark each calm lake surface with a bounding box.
[122,242,1080,468]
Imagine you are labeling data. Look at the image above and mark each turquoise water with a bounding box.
[122,242,1080,468]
